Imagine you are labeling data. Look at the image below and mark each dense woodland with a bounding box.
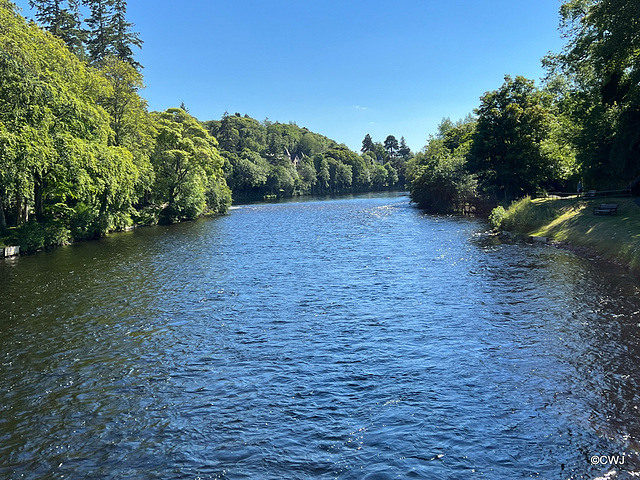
[406,0,640,213]
[205,114,407,201]
[2,0,637,253]
[0,0,407,252]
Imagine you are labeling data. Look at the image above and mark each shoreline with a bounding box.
[496,196,640,277]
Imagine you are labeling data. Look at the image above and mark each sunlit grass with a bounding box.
[504,197,640,271]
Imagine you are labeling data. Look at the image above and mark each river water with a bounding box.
[1,192,640,479]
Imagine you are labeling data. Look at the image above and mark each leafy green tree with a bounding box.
[224,149,268,193]
[296,157,317,192]
[468,75,556,200]
[406,116,478,212]
[329,159,352,191]
[0,2,150,242]
[266,165,295,196]
[407,136,477,213]
[371,163,388,188]
[545,0,640,187]
[372,142,388,164]
[384,162,399,187]
[326,146,370,189]
[99,56,146,147]
[151,108,230,222]
[315,154,330,191]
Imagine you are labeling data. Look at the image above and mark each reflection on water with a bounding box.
[1,192,640,479]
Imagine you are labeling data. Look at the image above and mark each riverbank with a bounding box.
[496,196,640,273]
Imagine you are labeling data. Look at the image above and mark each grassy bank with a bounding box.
[495,196,640,272]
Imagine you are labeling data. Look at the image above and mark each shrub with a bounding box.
[499,197,560,232]
[70,203,102,241]
[488,206,507,230]
[13,221,45,254]
[12,219,72,254]
[43,219,71,247]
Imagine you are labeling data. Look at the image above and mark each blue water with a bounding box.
[1,192,640,479]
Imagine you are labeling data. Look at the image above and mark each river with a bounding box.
[1,192,640,479]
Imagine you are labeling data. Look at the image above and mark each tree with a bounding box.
[361,133,374,153]
[296,157,317,192]
[384,135,399,158]
[545,0,640,187]
[315,155,330,191]
[83,0,114,63]
[151,108,230,222]
[371,163,388,188]
[406,123,477,213]
[111,0,142,68]
[468,75,555,200]
[98,56,145,146]
[398,136,411,160]
[27,0,85,56]
[0,3,145,240]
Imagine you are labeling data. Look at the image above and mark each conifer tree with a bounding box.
[83,0,115,64]
[111,0,142,68]
[28,0,85,56]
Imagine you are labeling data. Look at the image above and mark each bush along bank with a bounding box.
[490,197,640,274]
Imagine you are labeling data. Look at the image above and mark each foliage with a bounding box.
[0,4,230,252]
[0,3,146,238]
[11,217,71,253]
[204,114,405,199]
[468,75,558,200]
[488,205,507,230]
[27,0,85,56]
[406,117,477,213]
[12,220,46,253]
[496,197,560,232]
[25,0,142,67]
[545,0,640,189]
[151,108,230,222]
[361,133,374,153]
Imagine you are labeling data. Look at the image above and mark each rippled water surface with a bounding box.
[2,192,640,479]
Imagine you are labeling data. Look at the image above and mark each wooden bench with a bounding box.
[593,203,618,215]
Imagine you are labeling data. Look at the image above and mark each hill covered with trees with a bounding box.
[206,113,407,201]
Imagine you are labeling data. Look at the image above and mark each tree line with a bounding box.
[205,113,407,201]
[0,0,229,252]
[0,0,412,253]
[406,0,640,213]
[27,0,142,67]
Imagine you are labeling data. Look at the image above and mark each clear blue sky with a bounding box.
[15,0,566,153]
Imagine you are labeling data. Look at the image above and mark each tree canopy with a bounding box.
[0,2,228,251]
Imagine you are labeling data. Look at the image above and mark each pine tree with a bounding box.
[384,135,399,158]
[83,0,115,64]
[28,0,85,56]
[398,136,411,160]
[111,0,142,68]
[361,133,374,153]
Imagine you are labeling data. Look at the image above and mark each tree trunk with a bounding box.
[15,194,28,225]
[0,199,6,231]
[34,178,44,222]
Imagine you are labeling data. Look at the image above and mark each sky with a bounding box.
[14,0,567,153]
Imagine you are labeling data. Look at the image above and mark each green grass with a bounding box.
[499,196,640,272]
